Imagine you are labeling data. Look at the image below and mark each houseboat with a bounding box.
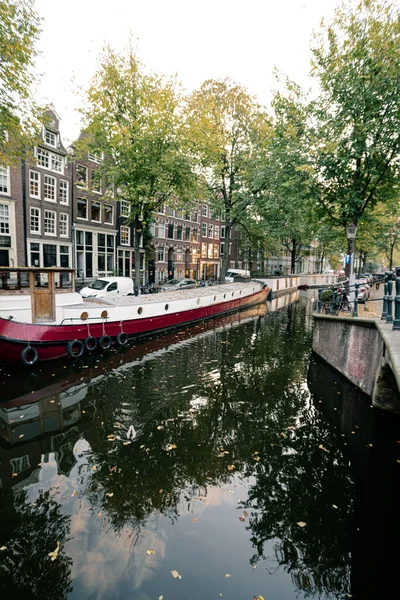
[0,267,269,365]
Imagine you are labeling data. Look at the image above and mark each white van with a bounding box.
[225,269,251,283]
[80,277,134,299]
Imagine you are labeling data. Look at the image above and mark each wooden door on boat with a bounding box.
[30,271,56,322]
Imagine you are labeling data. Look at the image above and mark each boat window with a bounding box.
[89,279,109,290]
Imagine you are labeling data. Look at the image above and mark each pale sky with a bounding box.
[34,0,341,144]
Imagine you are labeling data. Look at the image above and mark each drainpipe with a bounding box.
[21,159,28,266]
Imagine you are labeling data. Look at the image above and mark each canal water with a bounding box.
[0,294,399,600]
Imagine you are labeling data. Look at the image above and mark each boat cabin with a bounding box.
[0,267,76,323]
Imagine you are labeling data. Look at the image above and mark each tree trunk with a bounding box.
[290,239,297,274]
[134,215,143,295]
[389,244,394,270]
[220,222,231,282]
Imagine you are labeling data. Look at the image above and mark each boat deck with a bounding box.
[76,281,262,309]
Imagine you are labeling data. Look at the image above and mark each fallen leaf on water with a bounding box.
[297,521,307,528]
[239,516,246,522]
[287,425,296,430]
[19,434,24,439]
[107,434,115,440]
[106,493,114,497]
[332,504,338,509]
[146,549,155,555]
[157,425,164,430]
[254,456,260,461]
[97,512,102,518]
[252,565,257,569]
[318,445,328,452]
[243,511,248,517]
[225,573,232,578]
[166,444,177,451]
[280,432,287,438]
[48,542,60,561]
[253,451,259,455]
[159,596,163,600]
[171,570,181,579]
[227,465,235,471]
[92,466,97,471]
[0,546,7,551]
[12,473,18,477]
[259,596,265,600]
[193,518,198,523]
[71,490,78,497]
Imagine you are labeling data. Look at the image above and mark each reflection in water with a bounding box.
[0,298,395,599]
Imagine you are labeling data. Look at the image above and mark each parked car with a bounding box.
[355,278,370,302]
[360,273,373,285]
[160,278,199,291]
[225,269,250,283]
[80,277,134,299]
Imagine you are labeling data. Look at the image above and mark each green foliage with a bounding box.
[0,0,42,163]
[309,0,400,227]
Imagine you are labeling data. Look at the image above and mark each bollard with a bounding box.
[386,272,394,323]
[393,276,400,330]
[354,283,359,317]
[381,274,388,320]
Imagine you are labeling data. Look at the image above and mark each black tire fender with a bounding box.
[99,335,112,350]
[116,332,128,346]
[21,346,39,366]
[84,336,98,352]
[67,339,84,358]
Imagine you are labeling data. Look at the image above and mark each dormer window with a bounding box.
[45,129,57,147]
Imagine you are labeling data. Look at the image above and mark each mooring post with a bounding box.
[354,282,359,317]
[393,276,400,330]
[386,272,394,323]
[381,274,388,320]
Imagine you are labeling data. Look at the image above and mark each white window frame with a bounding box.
[157,246,165,262]
[91,200,101,222]
[37,148,50,169]
[202,204,208,217]
[120,200,130,217]
[59,179,69,205]
[202,222,207,237]
[45,129,57,147]
[208,224,214,238]
[51,153,63,173]
[59,213,69,238]
[29,170,40,198]
[44,210,56,237]
[88,152,102,163]
[120,225,130,246]
[0,166,10,195]
[0,204,10,234]
[44,174,56,202]
[215,225,220,239]
[76,165,88,188]
[77,197,88,221]
[104,203,114,225]
[158,222,165,238]
[30,206,41,234]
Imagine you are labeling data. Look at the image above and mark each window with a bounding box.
[120,200,130,217]
[60,245,70,268]
[104,204,114,224]
[158,246,165,262]
[158,222,165,238]
[59,180,68,204]
[221,226,225,239]
[220,242,225,256]
[45,130,57,147]
[43,244,57,266]
[208,224,213,238]
[29,171,40,198]
[192,211,198,222]
[167,224,174,239]
[202,223,207,237]
[91,169,101,193]
[176,210,183,220]
[120,225,130,245]
[208,244,213,258]
[30,207,40,234]
[30,242,40,266]
[0,204,10,234]
[91,201,101,222]
[202,204,208,217]
[44,210,56,236]
[166,206,174,217]
[201,243,207,258]
[76,165,88,187]
[88,152,101,163]
[191,229,198,242]
[213,245,219,258]
[177,226,182,240]
[59,213,68,237]
[0,166,10,195]
[37,148,49,168]
[77,198,87,219]
[215,226,219,239]
[44,175,56,202]
[51,153,63,173]
[185,227,190,241]
[176,249,183,262]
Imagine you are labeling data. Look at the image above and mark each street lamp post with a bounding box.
[346,223,358,300]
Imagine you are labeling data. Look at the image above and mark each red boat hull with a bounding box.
[0,286,268,364]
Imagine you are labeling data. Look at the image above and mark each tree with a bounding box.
[0,0,41,163]
[185,79,271,280]
[309,0,400,268]
[80,47,200,293]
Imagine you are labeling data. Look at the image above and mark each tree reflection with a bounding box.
[72,304,352,597]
[0,490,72,599]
